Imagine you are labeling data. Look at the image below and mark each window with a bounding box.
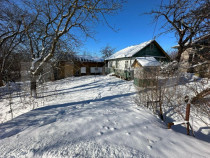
[150,43,154,50]
[90,67,102,73]
[188,53,193,62]
[81,67,86,74]
[109,61,112,67]
[116,60,119,68]
[125,61,128,69]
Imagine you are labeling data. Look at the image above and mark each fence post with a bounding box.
[159,87,163,120]
[185,96,191,135]
[185,103,191,135]
[168,122,174,129]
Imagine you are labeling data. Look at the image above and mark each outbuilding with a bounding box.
[132,57,161,87]
[54,55,105,80]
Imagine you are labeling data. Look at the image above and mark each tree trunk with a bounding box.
[0,73,3,87]
[176,47,184,62]
[191,88,210,104]
[30,74,37,98]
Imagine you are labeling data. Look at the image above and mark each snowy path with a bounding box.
[0,76,209,157]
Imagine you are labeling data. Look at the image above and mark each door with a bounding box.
[81,67,86,74]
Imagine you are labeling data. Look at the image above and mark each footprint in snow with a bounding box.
[110,127,116,131]
[94,93,101,100]
[97,132,103,135]
[72,106,77,109]
[103,126,109,130]
[39,121,44,125]
[147,145,152,150]
[147,137,162,145]
[98,93,101,99]
[126,132,131,135]
[58,110,65,115]
[82,101,90,107]
[102,126,117,132]
[148,139,154,144]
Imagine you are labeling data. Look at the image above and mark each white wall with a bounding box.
[90,67,103,73]
[81,67,86,74]
[108,58,135,70]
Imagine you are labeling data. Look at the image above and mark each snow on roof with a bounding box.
[76,55,104,62]
[135,57,160,67]
[105,40,154,60]
[172,34,210,48]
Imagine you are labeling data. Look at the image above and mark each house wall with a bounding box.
[108,58,135,70]
[179,48,192,73]
[107,58,134,80]
[133,43,170,62]
[74,61,105,76]
[179,48,210,78]
[59,61,74,78]
[55,61,105,79]
[90,67,103,73]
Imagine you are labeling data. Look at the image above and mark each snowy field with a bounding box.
[0,75,209,157]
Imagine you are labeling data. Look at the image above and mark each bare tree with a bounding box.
[100,45,115,59]
[167,50,178,60]
[17,0,123,97]
[0,0,26,83]
[148,0,210,61]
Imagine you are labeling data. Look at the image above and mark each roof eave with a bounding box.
[131,40,155,57]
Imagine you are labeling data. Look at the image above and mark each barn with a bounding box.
[54,55,105,80]
[105,40,171,80]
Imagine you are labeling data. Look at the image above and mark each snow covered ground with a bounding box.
[0,75,209,157]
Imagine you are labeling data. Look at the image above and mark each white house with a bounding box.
[105,40,171,79]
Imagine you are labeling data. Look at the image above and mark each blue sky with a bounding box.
[79,0,177,57]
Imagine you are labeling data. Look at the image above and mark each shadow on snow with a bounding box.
[0,92,135,140]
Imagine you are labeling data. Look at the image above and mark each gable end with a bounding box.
[133,41,171,62]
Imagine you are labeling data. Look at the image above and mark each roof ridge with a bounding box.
[105,39,154,60]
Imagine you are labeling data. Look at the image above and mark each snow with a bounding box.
[106,40,154,60]
[172,34,210,48]
[76,55,104,62]
[173,121,188,125]
[31,57,42,70]
[135,57,160,67]
[0,76,210,157]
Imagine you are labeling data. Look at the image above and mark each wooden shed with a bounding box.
[54,56,105,80]
[54,61,74,80]
[132,57,160,87]
[73,61,105,76]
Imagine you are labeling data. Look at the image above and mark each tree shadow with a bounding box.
[165,116,210,143]
[158,75,201,88]
[0,92,135,140]
[30,122,151,157]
